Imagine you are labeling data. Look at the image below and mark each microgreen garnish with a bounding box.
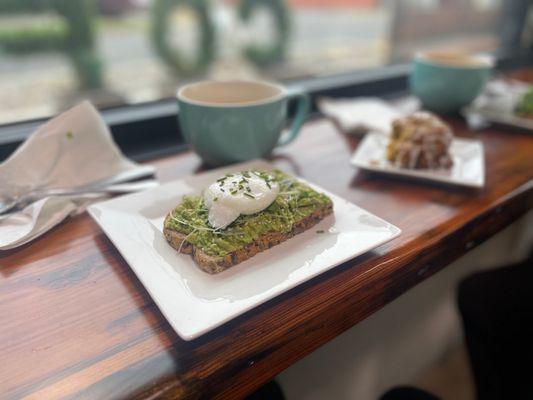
[165,170,332,257]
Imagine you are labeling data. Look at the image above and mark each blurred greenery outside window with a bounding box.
[0,0,531,126]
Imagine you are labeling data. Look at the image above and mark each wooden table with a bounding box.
[2,102,533,399]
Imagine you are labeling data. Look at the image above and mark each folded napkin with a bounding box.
[318,97,419,136]
[469,78,530,115]
[0,101,154,250]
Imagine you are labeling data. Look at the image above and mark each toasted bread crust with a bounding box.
[163,201,333,274]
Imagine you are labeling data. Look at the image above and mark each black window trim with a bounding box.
[0,47,531,163]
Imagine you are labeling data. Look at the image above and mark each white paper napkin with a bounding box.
[318,97,419,136]
[318,97,401,135]
[469,79,530,115]
[0,101,155,250]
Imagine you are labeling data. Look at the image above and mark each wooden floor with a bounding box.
[414,343,475,400]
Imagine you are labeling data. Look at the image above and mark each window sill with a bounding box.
[0,48,531,163]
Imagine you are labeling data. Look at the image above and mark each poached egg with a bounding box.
[203,171,279,229]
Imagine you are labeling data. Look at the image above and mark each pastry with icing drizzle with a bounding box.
[386,112,453,169]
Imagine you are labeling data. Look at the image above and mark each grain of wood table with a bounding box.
[1,94,533,399]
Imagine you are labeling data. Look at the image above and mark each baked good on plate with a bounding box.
[386,111,453,169]
[163,169,333,274]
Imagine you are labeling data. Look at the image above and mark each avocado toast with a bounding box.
[163,170,333,274]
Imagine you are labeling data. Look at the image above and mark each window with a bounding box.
[0,0,529,126]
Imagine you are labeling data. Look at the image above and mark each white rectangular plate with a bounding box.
[88,160,401,340]
[350,133,485,188]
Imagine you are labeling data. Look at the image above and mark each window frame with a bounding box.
[0,48,531,163]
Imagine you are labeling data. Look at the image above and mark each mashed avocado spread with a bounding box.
[164,170,332,257]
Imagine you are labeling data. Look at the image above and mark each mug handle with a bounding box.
[276,87,310,147]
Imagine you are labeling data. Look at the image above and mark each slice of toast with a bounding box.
[163,200,333,274]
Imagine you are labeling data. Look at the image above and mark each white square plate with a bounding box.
[350,133,485,188]
[88,160,401,340]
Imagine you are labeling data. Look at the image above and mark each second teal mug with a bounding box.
[177,80,309,166]
[410,52,493,114]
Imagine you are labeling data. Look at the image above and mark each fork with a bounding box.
[0,180,158,215]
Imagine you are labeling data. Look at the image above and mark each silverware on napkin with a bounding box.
[0,102,158,250]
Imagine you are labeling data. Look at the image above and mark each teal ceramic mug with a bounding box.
[177,80,309,166]
[410,52,493,114]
